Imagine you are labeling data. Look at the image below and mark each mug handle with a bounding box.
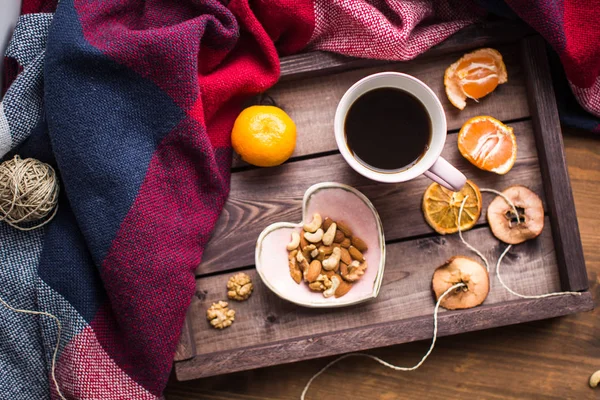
[423,156,467,191]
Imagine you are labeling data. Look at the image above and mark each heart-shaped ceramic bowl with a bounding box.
[255,182,386,308]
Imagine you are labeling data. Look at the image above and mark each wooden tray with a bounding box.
[173,23,593,381]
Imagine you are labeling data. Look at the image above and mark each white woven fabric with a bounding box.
[0,13,52,158]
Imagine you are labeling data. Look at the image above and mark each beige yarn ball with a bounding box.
[0,155,59,230]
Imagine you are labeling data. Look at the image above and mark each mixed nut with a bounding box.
[206,301,236,329]
[227,272,254,301]
[287,213,368,298]
[207,272,254,330]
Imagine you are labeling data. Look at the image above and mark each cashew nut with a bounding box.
[590,370,600,388]
[322,223,337,246]
[303,213,322,233]
[323,276,341,298]
[286,232,300,251]
[304,229,324,243]
[322,247,341,270]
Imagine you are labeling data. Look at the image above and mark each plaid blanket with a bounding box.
[0,0,598,399]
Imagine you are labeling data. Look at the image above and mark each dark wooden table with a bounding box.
[166,126,598,399]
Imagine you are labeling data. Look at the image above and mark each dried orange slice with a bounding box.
[422,180,482,235]
[458,116,517,175]
[444,48,507,110]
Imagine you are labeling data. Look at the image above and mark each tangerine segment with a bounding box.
[231,105,296,167]
[444,48,507,110]
[458,116,517,175]
[422,180,482,235]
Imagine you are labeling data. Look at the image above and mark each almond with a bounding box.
[351,236,368,252]
[340,247,352,265]
[340,238,351,248]
[322,217,334,232]
[300,234,308,249]
[339,262,348,278]
[348,246,365,261]
[333,230,345,243]
[325,270,335,278]
[335,279,353,298]
[304,260,322,282]
[336,221,353,237]
[318,245,334,256]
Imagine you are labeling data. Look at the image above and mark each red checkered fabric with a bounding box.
[308,0,480,59]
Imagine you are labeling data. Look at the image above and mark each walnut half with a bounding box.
[308,274,333,292]
[227,272,254,301]
[207,301,235,329]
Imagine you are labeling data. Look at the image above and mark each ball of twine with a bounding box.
[0,155,59,231]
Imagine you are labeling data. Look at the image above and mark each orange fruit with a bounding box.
[422,180,482,235]
[458,116,517,175]
[231,105,296,167]
[444,48,507,110]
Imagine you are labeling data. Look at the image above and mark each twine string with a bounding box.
[302,186,582,399]
[457,190,581,299]
[0,156,64,396]
[301,282,465,400]
[457,194,490,271]
[0,295,66,400]
[0,155,59,231]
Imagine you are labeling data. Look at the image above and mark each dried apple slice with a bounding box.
[432,256,489,310]
[487,185,544,244]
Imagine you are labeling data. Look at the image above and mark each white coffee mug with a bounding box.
[334,72,467,191]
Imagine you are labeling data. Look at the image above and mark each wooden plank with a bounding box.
[167,128,599,399]
[234,43,529,168]
[520,37,588,292]
[173,33,595,388]
[176,218,592,379]
[564,131,600,273]
[176,292,592,381]
[173,311,196,362]
[278,20,534,81]
[201,120,543,275]
[191,220,559,355]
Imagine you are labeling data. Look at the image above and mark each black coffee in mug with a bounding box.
[344,87,432,172]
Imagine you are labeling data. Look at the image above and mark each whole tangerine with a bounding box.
[231,105,296,167]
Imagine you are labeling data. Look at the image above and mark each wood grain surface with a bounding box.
[167,126,600,400]
[175,218,593,379]
[234,43,529,168]
[521,37,588,292]
[192,220,560,355]
[173,311,196,362]
[202,121,542,275]
[167,33,596,398]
